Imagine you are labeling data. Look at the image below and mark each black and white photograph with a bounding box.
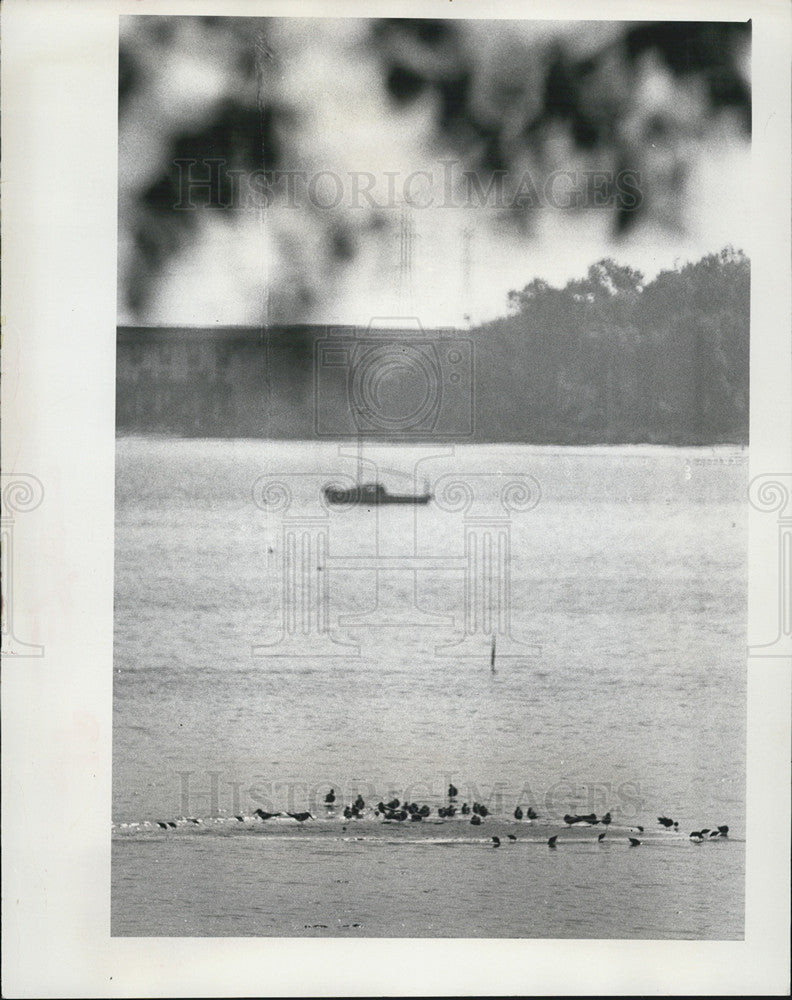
[113,13,752,938]
[2,1,790,995]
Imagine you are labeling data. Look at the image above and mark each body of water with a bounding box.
[113,439,746,937]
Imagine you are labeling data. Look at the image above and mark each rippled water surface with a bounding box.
[113,439,746,937]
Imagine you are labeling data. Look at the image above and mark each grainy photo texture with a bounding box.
[112,16,751,938]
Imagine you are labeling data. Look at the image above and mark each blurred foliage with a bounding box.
[373,20,749,164]
[118,17,750,322]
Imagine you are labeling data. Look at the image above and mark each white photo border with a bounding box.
[2,0,789,995]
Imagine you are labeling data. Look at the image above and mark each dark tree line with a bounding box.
[470,248,749,444]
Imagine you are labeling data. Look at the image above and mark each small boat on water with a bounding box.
[323,482,432,506]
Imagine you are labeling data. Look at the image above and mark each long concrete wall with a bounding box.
[116,325,734,444]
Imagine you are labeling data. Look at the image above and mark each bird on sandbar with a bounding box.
[598,832,607,842]
[157,822,169,830]
[491,836,501,848]
[689,831,704,843]
[167,822,177,829]
[287,811,313,823]
[658,816,675,828]
[254,809,281,821]
[600,812,611,826]
[565,812,596,825]
[448,784,458,799]
[628,837,641,847]
[234,815,245,823]
[548,835,558,849]
[717,825,729,837]
[324,789,336,805]
[514,806,523,820]
[470,814,482,826]
[526,807,538,820]
[461,803,470,815]
[507,834,517,842]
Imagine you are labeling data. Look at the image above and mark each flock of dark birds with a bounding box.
[322,786,498,824]
[142,788,729,848]
[544,811,729,849]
